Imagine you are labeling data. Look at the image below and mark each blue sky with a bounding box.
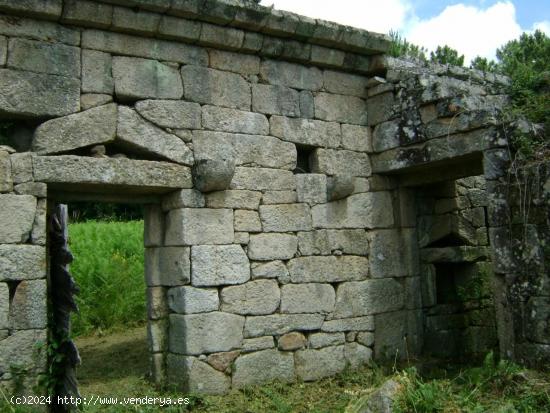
[262,1,550,62]
[413,0,549,29]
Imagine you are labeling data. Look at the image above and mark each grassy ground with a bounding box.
[68,220,146,336]
[71,329,549,413]
[73,327,387,413]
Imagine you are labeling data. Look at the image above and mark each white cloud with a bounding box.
[532,20,550,35]
[405,1,522,63]
[263,0,412,34]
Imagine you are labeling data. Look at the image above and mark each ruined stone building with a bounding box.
[0,0,548,396]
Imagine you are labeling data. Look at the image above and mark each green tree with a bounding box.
[430,45,465,66]
[470,56,498,72]
[388,29,427,61]
[496,30,550,135]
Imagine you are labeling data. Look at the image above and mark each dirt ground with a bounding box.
[75,325,149,396]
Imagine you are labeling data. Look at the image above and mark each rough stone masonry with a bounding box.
[0,0,547,397]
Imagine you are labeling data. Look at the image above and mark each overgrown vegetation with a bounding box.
[68,202,143,222]
[395,353,550,412]
[3,343,548,413]
[69,220,146,337]
[389,29,550,159]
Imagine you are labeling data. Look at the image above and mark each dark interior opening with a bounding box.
[435,263,461,304]
[294,145,314,174]
[7,280,20,310]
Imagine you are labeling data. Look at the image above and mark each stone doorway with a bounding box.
[43,175,183,403]
[414,175,498,362]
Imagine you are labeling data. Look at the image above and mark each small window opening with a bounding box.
[294,145,314,174]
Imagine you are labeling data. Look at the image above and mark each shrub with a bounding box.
[69,220,145,336]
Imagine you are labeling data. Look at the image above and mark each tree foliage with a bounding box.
[429,45,465,66]
[388,30,427,60]
[387,29,549,158]
[496,30,550,135]
[470,56,498,72]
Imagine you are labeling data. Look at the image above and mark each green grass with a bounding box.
[394,353,550,412]
[68,220,146,337]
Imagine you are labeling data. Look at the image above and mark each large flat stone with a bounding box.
[230,167,295,191]
[260,60,322,91]
[262,190,297,205]
[193,131,296,170]
[269,116,341,148]
[0,35,6,66]
[295,346,345,381]
[342,124,372,152]
[308,332,346,349]
[323,70,368,97]
[287,256,368,283]
[259,204,312,232]
[296,174,327,205]
[248,233,298,261]
[191,245,250,287]
[208,49,260,75]
[220,279,280,315]
[135,100,201,129]
[333,279,405,318]
[169,312,244,355]
[145,246,190,286]
[9,279,47,329]
[82,29,207,65]
[113,56,183,101]
[310,148,371,177]
[234,209,261,232]
[182,65,250,110]
[369,229,419,278]
[32,104,117,155]
[374,310,423,360]
[321,316,374,332]
[232,349,295,388]
[0,0,62,20]
[0,69,80,118]
[202,105,268,135]
[345,343,372,368]
[315,93,367,125]
[162,189,205,210]
[0,283,8,329]
[280,283,335,314]
[2,12,76,45]
[251,84,300,117]
[166,354,231,395]
[33,155,192,190]
[117,106,193,165]
[0,195,36,244]
[244,314,324,338]
[0,329,47,375]
[251,260,289,280]
[0,245,46,281]
[7,38,80,78]
[0,150,11,193]
[242,336,275,353]
[297,229,369,256]
[311,192,394,229]
[167,286,219,314]
[205,190,262,210]
[165,208,234,246]
[82,49,115,95]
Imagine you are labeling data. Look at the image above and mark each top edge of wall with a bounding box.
[0,0,390,57]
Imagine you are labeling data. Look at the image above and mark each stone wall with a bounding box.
[416,176,497,361]
[0,0,546,397]
[0,148,48,392]
[0,0,394,395]
[488,161,550,367]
